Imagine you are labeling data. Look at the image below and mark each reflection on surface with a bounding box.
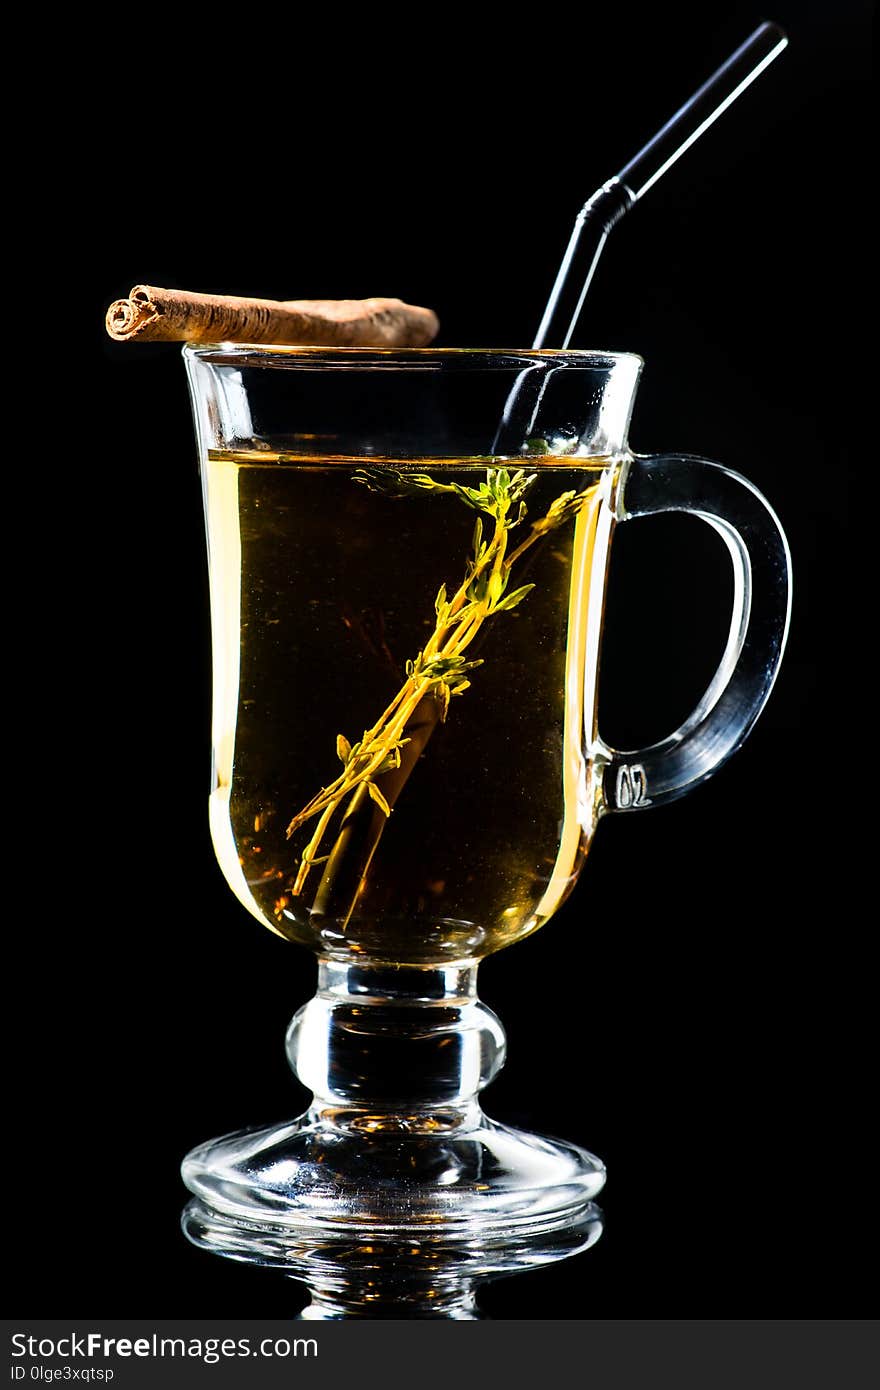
[182,1198,602,1318]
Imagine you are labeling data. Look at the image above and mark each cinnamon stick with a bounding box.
[105,285,439,347]
[310,693,442,926]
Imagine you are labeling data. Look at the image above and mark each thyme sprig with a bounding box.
[285,466,591,896]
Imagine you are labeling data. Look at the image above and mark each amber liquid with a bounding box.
[205,451,619,965]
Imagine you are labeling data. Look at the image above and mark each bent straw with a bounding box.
[533,21,788,351]
[311,25,789,924]
[494,23,787,453]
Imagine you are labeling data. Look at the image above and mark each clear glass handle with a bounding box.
[600,452,792,811]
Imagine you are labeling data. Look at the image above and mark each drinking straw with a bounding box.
[314,24,789,925]
[533,21,788,351]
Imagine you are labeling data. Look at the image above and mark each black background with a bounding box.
[14,1,868,1318]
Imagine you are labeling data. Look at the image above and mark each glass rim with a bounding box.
[182,343,644,370]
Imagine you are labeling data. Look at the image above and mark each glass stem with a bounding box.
[286,961,506,1132]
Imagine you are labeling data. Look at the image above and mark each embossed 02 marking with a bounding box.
[615,763,651,808]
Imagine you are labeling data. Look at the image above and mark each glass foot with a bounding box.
[182,1109,605,1241]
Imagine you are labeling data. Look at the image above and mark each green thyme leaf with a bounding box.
[495,583,536,612]
[367,782,392,816]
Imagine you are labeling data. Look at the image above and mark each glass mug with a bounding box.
[181,348,790,1253]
